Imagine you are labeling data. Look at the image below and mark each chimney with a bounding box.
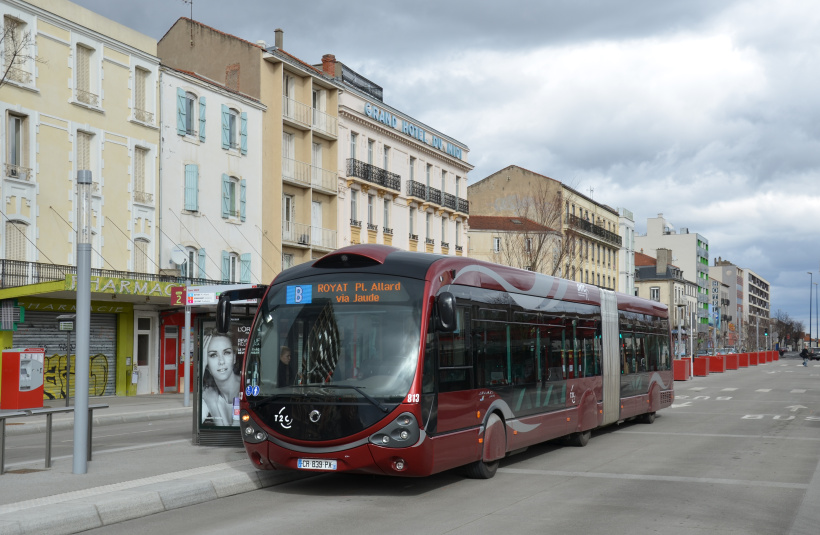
[274,28,283,49]
[322,54,336,77]
[256,40,267,49]
[656,248,670,276]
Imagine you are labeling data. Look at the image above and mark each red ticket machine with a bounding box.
[0,348,45,409]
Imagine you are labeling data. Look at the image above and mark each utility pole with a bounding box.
[73,170,92,474]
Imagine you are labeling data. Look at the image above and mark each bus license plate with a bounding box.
[297,458,337,471]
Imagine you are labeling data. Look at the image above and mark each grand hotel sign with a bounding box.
[364,103,464,161]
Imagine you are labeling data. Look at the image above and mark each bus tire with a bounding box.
[568,430,591,447]
[465,413,504,479]
[641,411,656,424]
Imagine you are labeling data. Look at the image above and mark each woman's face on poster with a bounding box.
[207,336,235,382]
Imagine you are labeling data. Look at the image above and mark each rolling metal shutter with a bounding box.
[13,311,117,400]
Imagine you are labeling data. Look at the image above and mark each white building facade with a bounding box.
[618,207,636,295]
[159,66,266,285]
[322,58,471,254]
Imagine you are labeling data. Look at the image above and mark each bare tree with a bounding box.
[1,17,39,88]
[497,178,574,277]
[772,309,804,350]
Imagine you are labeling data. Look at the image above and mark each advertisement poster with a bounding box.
[199,319,251,428]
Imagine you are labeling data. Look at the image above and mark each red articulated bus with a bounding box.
[217,244,674,479]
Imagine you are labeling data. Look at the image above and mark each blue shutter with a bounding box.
[221,251,230,282]
[176,88,186,135]
[240,112,248,155]
[240,179,246,221]
[221,105,230,149]
[240,253,251,283]
[184,164,198,211]
[197,248,206,279]
[199,97,207,142]
[221,174,230,218]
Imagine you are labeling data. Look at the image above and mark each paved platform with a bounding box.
[0,394,306,535]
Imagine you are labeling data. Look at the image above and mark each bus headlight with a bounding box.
[369,412,420,448]
[240,410,267,444]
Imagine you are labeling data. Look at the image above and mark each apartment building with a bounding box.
[159,22,342,280]
[468,166,620,288]
[618,207,636,295]
[316,56,470,254]
[0,0,161,397]
[635,214,710,335]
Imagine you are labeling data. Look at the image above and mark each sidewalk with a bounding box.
[0,394,306,535]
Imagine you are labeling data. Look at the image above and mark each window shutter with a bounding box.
[240,112,248,154]
[240,179,246,221]
[135,68,147,113]
[221,251,230,282]
[77,46,90,93]
[221,105,230,149]
[240,253,251,283]
[176,88,186,135]
[184,164,198,211]
[197,248,206,279]
[199,97,207,142]
[221,174,230,218]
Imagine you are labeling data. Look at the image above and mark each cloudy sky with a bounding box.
[70,0,820,334]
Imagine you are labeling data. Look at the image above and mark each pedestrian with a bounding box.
[800,347,809,367]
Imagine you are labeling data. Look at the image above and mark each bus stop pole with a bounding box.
[183,295,191,408]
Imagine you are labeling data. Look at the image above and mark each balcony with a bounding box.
[346,159,400,192]
[425,238,435,246]
[0,259,221,290]
[406,180,468,214]
[384,227,393,235]
[282,220,336,250]
[457,197,469,214]
[312,109,337,139]
[282,96,311,129]
[567,214,622,247]
[311,165,337,193]
[367,223,378,232]
[134,191,154,204]
[5,163,32,181]
[350,219,362,228]
[134,108,154,124]
[282,157,311,188]
[8,67,32,84]
[77,89,99,107]
[442,192,457,211]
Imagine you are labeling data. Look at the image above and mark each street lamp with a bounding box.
[809,272,813,350]
[73,170,92,474]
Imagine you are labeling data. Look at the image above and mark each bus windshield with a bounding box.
[245,274,424,407]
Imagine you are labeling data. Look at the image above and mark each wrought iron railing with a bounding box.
[282,157,311,186]
[409,233,418,241]
[0,259,221,289]
[455,245,463,253]
[427,187,441,205]
[367,223,378,231]
[346,159,400,191]
[350,219,362,228]
[568,214,622,247]
[457,198,469,214]
[441,242,449,249]
[135,108,154,123]
[384,227,393,235]
[311,165,337,192]
[425,238,435,245]
[443,192,457,211]
[77,89,99,107]
[134,191,153,204]
[5,163,32,181]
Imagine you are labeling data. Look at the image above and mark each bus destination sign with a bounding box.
[286,281,404,305]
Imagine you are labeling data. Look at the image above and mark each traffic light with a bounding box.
[764,329,768,337]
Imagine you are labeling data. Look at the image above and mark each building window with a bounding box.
[441,169,446,192]
[383,198,390,230]
[283,253,294,270]
[75,44,99,106]
[383,146,390,170]
[650,287,660,301]
[185,92,197,135]
[455,221,461,247]
[493,237,500,253]
[426,164,432,188]
[367,194,374,226]
[367,139,374,165]
[222,251,239,283]
[441,217,447,245]
[221,175,245,220]
[6,114,29,179]
[134,67,151,123]
[76,131,94,175]
[350,189,358,223]
[4,220,27,261]
[525,238,532,253]
[133,147,151,204]
[4,17,31,84]
[409,206,415,238]
[134,238,149,273]
[425,212,431,241]
[409,156,415,182]
[184,164,199,211]
[350,132,358,160]
[455,176,460,198]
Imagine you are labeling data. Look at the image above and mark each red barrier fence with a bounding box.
[673,359,691,381]
[693,357,710,376]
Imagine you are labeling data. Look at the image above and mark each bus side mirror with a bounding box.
[436,292,456,332]
[216,295,232,334]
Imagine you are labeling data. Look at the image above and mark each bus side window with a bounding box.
[438,307,471,392]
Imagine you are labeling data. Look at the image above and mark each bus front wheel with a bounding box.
[641,411,656,424]
[465,413,504,479]
[568,430,591,447]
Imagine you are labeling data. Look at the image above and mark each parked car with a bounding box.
[811,351,820,361]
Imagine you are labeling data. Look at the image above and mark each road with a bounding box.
[79,355,820,534]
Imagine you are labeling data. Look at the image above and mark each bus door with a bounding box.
[433,306,475,434]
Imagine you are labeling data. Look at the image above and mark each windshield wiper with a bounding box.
[321,385,389,413]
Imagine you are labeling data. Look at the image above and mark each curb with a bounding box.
[6,407,193,437]
[0,464,307,535]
